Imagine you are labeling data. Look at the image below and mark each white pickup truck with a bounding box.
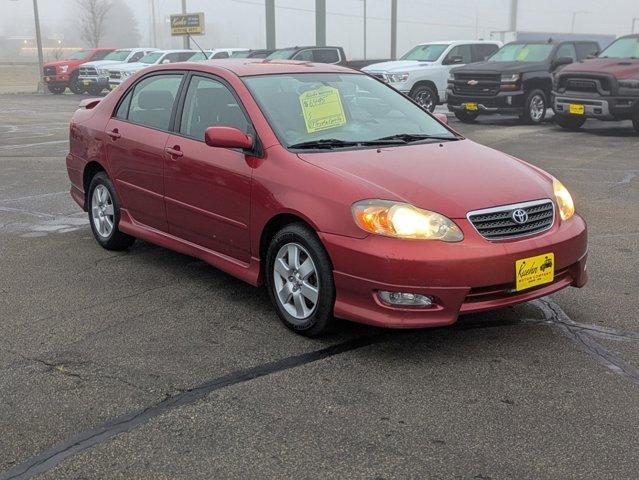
[362,40,502,111]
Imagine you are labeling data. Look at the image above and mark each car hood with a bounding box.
[44,59,82,68]
[363,60,435,72]
[559,58,639,80]
[453,60,548,74]
[110,62,150,72]
[81,59,125,68]
[297,140,553,219]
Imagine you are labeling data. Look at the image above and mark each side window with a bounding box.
[126,74,183,130]
[576,42,599,60]
[555,43,577,61]
[292,50,314,61]
[179,75,250,141]
[129,51,145,62]
[115,90,133,119]
[177,52,197,61]
[313,48,340,64]
[212,51,230,59]
[444,44,473,64]
[473,44,499,61]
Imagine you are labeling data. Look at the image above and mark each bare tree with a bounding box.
[76,0,112,47]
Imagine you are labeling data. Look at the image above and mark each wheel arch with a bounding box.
[82,161,107,209]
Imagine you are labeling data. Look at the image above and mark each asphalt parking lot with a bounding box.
[1,92,638,479]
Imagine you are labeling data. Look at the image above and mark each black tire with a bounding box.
[87,86,104,96]
[555,115,587,131]
[87,172,135,251]
[410,84,438,112]
[454,110,479,123]
[47,85,65,94]
[520,89,547,124]
[265,223,336,337]
[68,73,86,95]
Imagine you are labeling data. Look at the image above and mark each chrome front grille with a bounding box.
[79,66,97,77]
[108,70,121,79]
[453,73,500,96]
[467,199,555,240]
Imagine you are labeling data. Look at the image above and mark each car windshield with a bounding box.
[400,44,448,62]
[243,73,456,149]
[67,50,91,60]
[599,37,639,59]
[104,50,131,61]
[266,49,297,60]
[139,52,163,64]
[231,50,251,58]
[188,52,208,61]
[489,43,554,62]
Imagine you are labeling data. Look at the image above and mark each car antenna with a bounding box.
[187,33,208,58]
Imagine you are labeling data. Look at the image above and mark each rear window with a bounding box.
[489,43,554,62]
[599,37,639,59]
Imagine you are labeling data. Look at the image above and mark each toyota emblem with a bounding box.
[511,209,529,224]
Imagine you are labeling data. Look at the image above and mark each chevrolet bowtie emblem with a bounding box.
[467,79,479,86]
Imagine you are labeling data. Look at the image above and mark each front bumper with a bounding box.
[43,74,69,85]
[320,214,587,329]
[447,89,526,115]
[553,92,639,121]
[77,75,109,89]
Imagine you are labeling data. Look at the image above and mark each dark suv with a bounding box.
[447,40,600,124]
[553,34,639,133]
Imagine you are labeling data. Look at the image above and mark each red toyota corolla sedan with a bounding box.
[66,59,587,336]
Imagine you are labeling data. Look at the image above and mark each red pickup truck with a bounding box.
[43,48,115,94]
[553,34,639,133]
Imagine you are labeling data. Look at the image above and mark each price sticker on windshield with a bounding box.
[299,86,347,133]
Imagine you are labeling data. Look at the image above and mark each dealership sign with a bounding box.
[170,13,205,36]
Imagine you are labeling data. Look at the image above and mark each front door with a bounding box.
[106,72,184,231]
[164,74,253,263]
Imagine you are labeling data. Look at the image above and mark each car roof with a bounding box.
[277,46,342,50]
[416,40,500,46]
[171,58,356,76]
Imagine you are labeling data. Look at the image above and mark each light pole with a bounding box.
[181,0,189,49]
[363,0,367,60]
[632,17,639,34]
[571,11,588,33]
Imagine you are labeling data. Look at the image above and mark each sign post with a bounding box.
[169,12,205,47]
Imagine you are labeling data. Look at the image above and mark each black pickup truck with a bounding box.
[447,40,600,124]
[266,46,387,70]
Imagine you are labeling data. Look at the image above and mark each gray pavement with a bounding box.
[0,93,637,479]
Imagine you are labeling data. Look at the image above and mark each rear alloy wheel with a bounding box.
[47,85,65,94]
[454,110,479,123]
[521,89,547,124]
[88,172,135,251]
[410,85,438,112]
[266,223,335,336]
[556,115,587,131]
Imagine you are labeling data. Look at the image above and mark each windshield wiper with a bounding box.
[373,133,460,143]
[288,138,406,150]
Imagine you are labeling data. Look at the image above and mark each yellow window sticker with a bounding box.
[517,46,530,60]
[299,86,347,133]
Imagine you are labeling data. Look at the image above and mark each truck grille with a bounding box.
[557,74,613,95]
[108,70,121,79]
[43,66,56,76]
[453,73,500,96]
[79,66,97,77]
[467,199,555,240]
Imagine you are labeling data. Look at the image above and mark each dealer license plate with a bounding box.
[465,102,478,111]
[569,104,585,115]
[83,80,91,86]
[515,253,554,291]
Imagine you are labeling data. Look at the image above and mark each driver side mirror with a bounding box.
[553,57,573,69]
[161,59,171,64]
[443,55,463,66]
[205,126,253,150]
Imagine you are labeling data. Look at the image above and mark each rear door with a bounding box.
[105,72,184,231]
[163,74,254,262]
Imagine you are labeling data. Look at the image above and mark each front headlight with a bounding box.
[387,73,409,83]
[59,64,69,73]
[121,71,131,78]
[352,200,463,241]
[501,73,521,83]
[448,73,455,82]
[553,179,575,221]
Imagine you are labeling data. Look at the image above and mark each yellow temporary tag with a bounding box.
[515,253,554,291]
[299,86,347,133]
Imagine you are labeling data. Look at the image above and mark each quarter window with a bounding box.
[123,74,183,130]
[314,49,340,63]
[179,75,250,140]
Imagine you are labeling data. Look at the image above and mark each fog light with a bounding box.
[378,291,433,307]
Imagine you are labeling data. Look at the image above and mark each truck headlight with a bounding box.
[352,200,463,241]
[59,64,69,73]
[501,73,521,83]
[553,179,575,221]
[387,73,409,83]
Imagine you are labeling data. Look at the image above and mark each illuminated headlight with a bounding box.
[120,71,131,78]
[352,200,463,241]
[59,64,69,73]
[553,179,575,221]
[618,79,639,89]
[501,73,521,83]
[387,73,409,83]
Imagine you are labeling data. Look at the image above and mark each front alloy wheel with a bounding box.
[266,223,335,336]
[410,85,437,112]
[521,89,547,124]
